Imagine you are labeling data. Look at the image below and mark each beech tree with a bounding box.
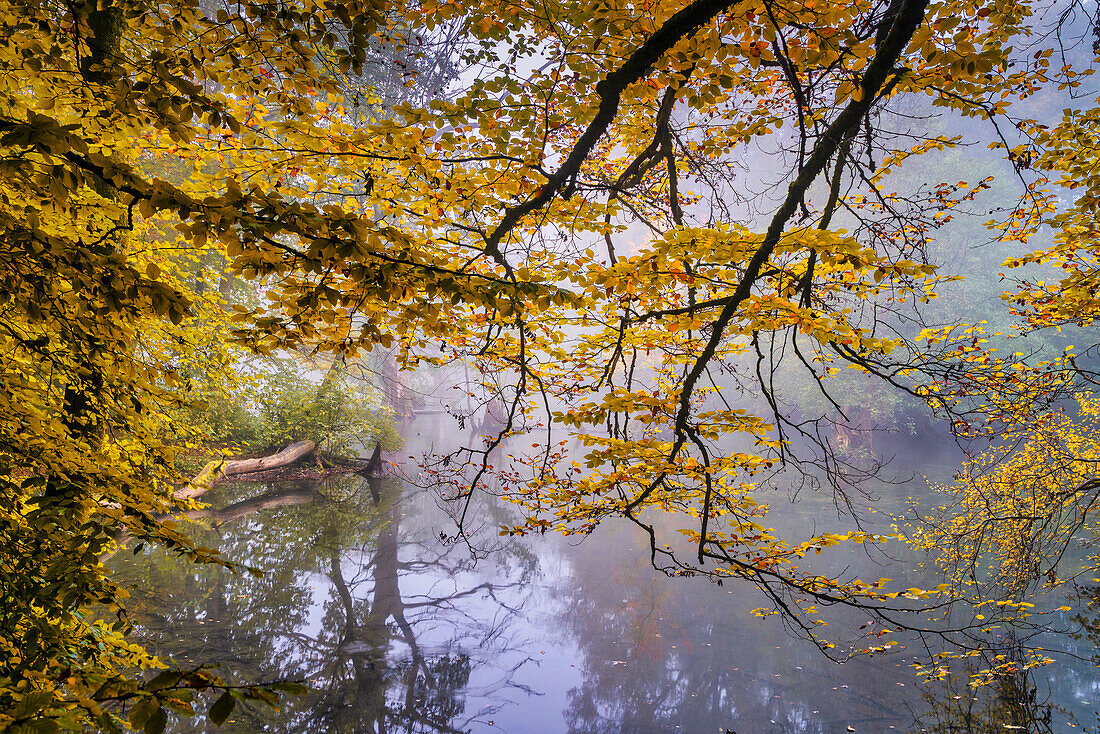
[3,0,1100,729]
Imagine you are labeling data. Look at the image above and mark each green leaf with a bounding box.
[208,691,235,726]
[11,690,54,718]
[21,719,60,734]
[144,706,167,734]
[129,698,158,729]
[145,670,181,692]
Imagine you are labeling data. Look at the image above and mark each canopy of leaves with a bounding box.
[4,0,1100,728]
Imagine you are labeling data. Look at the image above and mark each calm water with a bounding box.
[110,417,1100,733]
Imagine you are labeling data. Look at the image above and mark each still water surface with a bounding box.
[111,417,1100,732]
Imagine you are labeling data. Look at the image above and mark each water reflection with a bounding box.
[113,474,538,732]
[907,662,1058,734]
[557,517,918,734]
[109,456,1100,732]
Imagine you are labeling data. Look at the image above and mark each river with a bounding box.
[109,415,1100,732]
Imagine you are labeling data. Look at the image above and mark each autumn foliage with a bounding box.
[3,0,1100,728]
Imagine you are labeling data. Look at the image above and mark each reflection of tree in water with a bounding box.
[556,520,914,734]
[899,567,1100,732]
[111,473,534,733]
[550,508,1099,734]
[906,658,1058,733]
[1072,584,1100,664]
[1072,584,1100,734]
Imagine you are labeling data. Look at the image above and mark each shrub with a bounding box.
[188,358,401,457]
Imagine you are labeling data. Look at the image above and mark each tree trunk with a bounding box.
[179,440,316,500]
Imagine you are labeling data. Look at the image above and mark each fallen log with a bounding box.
[178,440,316,500]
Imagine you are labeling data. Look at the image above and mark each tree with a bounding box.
[3,0,1100,729]
[388,0,1098,652]
[0,0,394,727]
